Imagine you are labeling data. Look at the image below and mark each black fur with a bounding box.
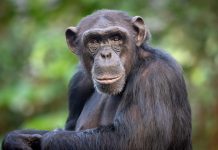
[2,10,192,150]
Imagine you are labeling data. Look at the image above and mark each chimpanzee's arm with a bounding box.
[2,130,48,150]
[65,66,94,130]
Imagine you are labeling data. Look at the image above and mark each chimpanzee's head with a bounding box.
[65,10,150,95]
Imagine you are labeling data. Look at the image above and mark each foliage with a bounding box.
[0,0,218,149]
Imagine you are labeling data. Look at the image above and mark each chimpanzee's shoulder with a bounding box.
[138,45,183,79]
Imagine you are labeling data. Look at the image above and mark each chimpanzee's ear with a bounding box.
[131,16,151,46]
[65,27,79,55]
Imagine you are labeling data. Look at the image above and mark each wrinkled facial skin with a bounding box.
[82,26,130,94]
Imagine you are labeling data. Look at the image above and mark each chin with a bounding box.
[94,75,126,95]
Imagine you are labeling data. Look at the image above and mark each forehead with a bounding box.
[92,17,115,28]
[77,11,133,34]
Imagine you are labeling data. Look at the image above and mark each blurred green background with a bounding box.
[0,0,218,149]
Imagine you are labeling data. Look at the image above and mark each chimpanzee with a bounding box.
[2,10,192,150]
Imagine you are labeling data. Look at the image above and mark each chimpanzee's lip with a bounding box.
[95,75,122,84]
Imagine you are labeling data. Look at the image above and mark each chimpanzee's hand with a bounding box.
[2,131,42,150]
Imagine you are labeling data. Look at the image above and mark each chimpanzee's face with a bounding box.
[82,26,130,94]
[65,11,148,95]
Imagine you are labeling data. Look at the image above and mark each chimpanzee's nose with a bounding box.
[100,51,112,59]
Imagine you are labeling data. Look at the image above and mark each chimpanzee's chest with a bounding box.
[75,91,121,131]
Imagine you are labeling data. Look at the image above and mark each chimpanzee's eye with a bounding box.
[89,39,98,44]
[113,36,120,41]
[87,38,100,54]
[110,34,122,42]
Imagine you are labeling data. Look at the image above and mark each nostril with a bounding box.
[101,53,106,59]
[106,53,111,58]
[101,52,111,59]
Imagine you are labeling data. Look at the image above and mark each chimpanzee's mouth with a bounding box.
[95,75,122,84]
